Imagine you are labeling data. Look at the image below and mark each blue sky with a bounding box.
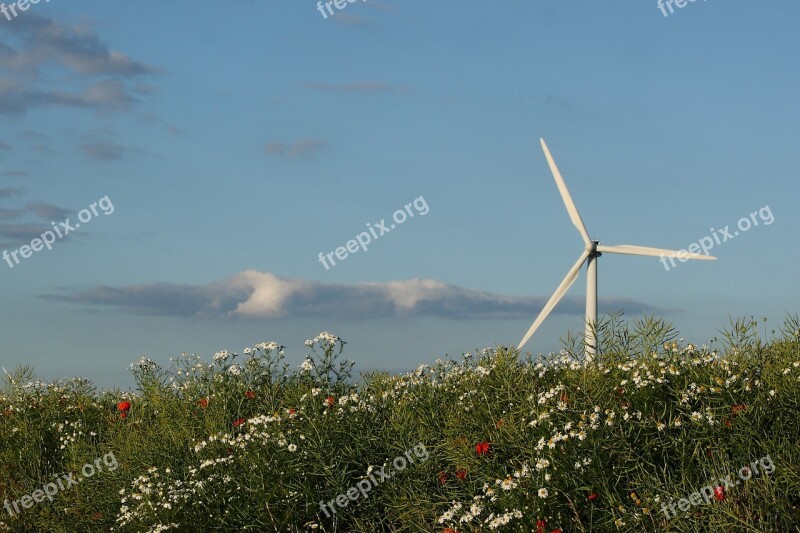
[1,0,797,388]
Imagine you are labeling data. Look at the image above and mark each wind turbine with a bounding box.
[518,138,715,360]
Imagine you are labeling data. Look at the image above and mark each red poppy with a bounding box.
[455,469,468,480]
[560,392,569,403]
[198,398,209,408]
[713,486,725,501]
[587,492,599,502]
[731,404,747,416]
[324,396,335,407]
[723,417,732,428]
[443,529,459,533]
[117,401,131,411]
[119,412,128,419]
[287,408,297,415]
[233,417,247,427]
[438,471,448,485]
[475,441,491,455]
[245,390,256,399]
[536,519,547,533]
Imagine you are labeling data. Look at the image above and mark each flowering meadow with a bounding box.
[1,316,800,532]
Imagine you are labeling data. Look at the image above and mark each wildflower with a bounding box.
[132,357,157,371]
[731,404,747,416]
[287,444,298,452]
[233,418,247,427]
[713,486,725,501]
[455,469,468,480]
[438,471,448,485]
[500,477,516,491]
[536,519,547,533]
[443,529,459,533]
[587,492,599,502]
[475,441,491,455]
[324,396,335,407]
[538,488,548,498]
[300,359,314,372]
[245,391,256,399]
[198,398,209,408]
[117,401,131,412]
[307,332,340,346]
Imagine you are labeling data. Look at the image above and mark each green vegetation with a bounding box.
[1,317,799,532]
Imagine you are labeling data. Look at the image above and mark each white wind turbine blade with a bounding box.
[540,138,591,245]
[518,250,590,350]
[596,244,716,261]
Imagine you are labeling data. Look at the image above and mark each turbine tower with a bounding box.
[518,138,716,360]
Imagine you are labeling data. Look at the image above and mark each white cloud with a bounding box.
[42,270,662,321]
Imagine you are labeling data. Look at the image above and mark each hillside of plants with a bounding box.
[1,316,799,532]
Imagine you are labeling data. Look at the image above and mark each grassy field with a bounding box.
[1,316,799,532]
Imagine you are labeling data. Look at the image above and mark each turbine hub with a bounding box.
[585,240,599,255]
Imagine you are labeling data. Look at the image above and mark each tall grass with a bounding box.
[1,317,799,532]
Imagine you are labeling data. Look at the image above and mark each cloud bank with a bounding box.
[41,270,663,320]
